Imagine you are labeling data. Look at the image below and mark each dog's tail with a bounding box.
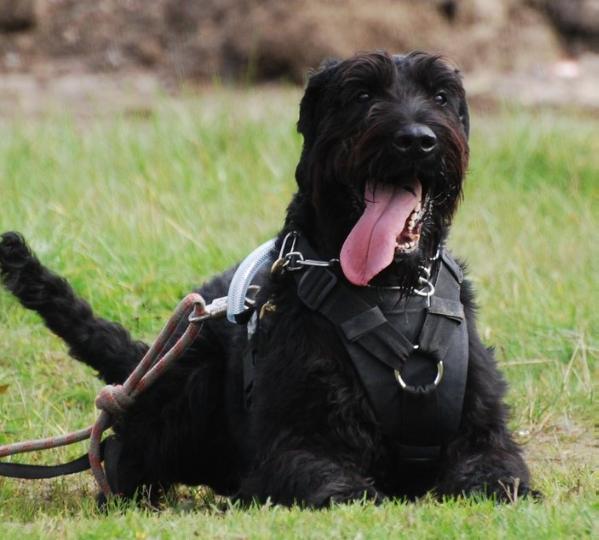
[0,232,148,384]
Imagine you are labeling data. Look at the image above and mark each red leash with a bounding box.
[0,292,218,498]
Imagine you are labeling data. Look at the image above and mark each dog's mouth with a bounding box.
[395,198,424,255]
[340,178,424,286]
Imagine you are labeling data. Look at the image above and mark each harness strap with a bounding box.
[399,389,440,458]
[298,268,415,372]
[243,317,258,409]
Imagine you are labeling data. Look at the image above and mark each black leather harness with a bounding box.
[245,235,469,465]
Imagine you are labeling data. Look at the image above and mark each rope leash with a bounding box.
[0,292,221,498]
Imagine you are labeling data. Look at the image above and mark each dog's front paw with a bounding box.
[495,479,542,502]
[328,485,386,506]
[438,474,541,503]
[464,478,541,503]
[0,231,33,279]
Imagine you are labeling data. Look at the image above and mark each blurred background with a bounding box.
[0,0,597,114]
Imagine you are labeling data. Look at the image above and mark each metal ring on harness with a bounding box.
[283,251,305,271]
[413,276,435,298]
[413,275,435,307]
[394,359,444,395]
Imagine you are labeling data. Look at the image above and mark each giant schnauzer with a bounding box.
[0,51,535,506]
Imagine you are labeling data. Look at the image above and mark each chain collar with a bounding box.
[365,247,439,305]
[272,231,439,304]
[271,231,339,274]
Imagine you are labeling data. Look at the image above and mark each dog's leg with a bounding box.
[436,299,537,501]
[95,435,171,509]
[0,232,148,383]
[238,445,383,508]
[100,333,231,504]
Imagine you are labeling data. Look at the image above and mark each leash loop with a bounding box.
[95,385,134,416]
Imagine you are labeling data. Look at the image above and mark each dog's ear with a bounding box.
[453,69,470,138]
[297,58,340,146]
[459,93,470,139]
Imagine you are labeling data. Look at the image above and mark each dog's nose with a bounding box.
[394,124,437,158]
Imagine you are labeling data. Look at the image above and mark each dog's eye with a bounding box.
[434,92,448,106]
[356,92,371,103]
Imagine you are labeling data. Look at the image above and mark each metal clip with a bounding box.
[271,232,339,276]
[270,257,286,276]
[278,231,298,260]
[188,296,228,323]
[270,232,299,276]
[429,247,441,261]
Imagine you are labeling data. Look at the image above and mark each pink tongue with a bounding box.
[340,180,422,286]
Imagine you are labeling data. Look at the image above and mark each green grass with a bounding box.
[0,89,597,538]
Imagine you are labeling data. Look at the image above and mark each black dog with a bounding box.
[0,51,535,507]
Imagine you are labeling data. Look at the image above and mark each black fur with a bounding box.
[0,51,535,507]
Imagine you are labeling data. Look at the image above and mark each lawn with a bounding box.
[0,89,597,539]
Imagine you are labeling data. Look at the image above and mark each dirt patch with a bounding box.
[0,1,597,112]
[0,70,163,118]
[468,52,599,111]
[520,418,599,469]
[529,0,599,54]
[519,417,599,497]
[0,0,592,80]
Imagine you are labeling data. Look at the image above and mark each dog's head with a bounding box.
[287,51,469,289]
